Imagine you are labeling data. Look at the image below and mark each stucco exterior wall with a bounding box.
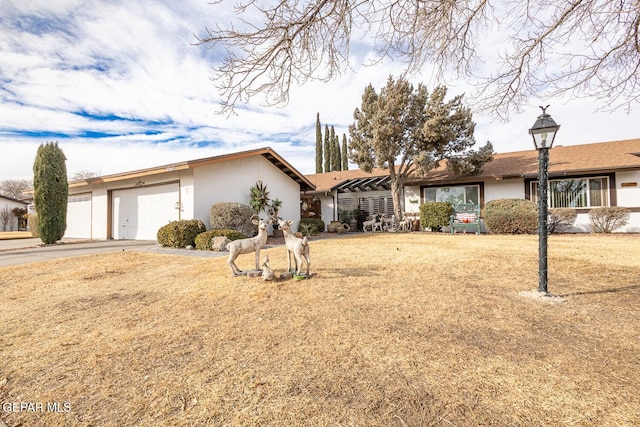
[403,186,421,217]
[616,170,640,209]
[315,192,335,226]
[484,179,526,202]
[193,156,301,230]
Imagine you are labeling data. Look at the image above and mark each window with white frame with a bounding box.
[530,176,609,208]
[424,185,480,205]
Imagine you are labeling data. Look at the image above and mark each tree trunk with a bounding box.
[389,171,406,224]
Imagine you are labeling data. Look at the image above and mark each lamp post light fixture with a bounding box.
[529,105,560,294]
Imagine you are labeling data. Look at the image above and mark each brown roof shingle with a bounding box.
[415,138,640,185]
[306,139,640,190]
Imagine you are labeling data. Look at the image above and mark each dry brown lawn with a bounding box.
[1,233,639,426]
[0,232,33,240]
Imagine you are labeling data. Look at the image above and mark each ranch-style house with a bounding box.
[303,139,640,233]
[63,147,314,240]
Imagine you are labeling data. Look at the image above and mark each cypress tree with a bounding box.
[33,141,68,244]
[330,126,339,171]
[342,134,349,170]
[323,124,331,172]
[334,128,342,171]
[315,113,323,173]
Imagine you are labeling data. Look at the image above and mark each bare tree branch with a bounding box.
[196,0,640,117]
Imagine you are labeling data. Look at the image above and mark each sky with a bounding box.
[1,0,638,182]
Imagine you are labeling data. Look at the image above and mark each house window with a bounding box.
[424,185,480,205]
[530,177,609,208]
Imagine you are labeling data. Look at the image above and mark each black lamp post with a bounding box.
[529,106,560,294]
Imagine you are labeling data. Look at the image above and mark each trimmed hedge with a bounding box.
[157,219,207,248]
[420,202,454,232]
[210,202,258,237]
[299,218,325,234]
[195,229,247,250]
[482,198,537,234]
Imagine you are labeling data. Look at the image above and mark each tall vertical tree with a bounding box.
[334,129,342,171]
[323,124,331,173]
[350,76,493,221]
[33,141,68,244]
[341,134,349,170]
[315,113,323,173]
[330,126,340,172]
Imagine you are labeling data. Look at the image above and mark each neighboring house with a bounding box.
[0,195,28,231]
[65,147,314,240]
[305,139,640,233]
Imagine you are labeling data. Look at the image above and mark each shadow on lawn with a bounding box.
[318,267,382,278]
[559,284,640,298]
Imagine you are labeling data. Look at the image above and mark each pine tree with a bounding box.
[33,141,68,244]
[350,76,492,221]
[323,124,331,172]
[315,113,323,173]
[341,134,349,170]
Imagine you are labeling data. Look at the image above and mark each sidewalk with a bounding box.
[0,238,228,268]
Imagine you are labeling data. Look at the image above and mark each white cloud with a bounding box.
[0,0,637,183]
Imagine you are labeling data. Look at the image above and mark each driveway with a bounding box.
[0,238,228,268]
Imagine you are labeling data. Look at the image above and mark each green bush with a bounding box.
[33,142,68,244]
[299,218,325,234]
[548,209,577,234]
[157,219,206,248]
[588,207,630,233]
[210,202,258,237]
[195,229,247,250]
[482,198,538,234]
[420,202,454,232]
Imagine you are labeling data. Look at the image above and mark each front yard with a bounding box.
[1,233,639,426]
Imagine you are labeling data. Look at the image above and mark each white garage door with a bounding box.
[112,183,180,240]
[65,193,92,238]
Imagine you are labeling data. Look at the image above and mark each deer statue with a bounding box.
[261,255,275,281]
[277,219,311,276]
[227,215,273,276]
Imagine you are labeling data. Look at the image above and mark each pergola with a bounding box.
[332,176,391,193]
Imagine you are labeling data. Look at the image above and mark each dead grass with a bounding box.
[0,231,33,240]
[1,233,639,426]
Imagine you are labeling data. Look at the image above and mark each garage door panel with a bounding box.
[65,193,92,238]
[112,184,180,240]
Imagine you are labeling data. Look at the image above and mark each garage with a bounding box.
[111,183,180,240]
[65,193,92,238]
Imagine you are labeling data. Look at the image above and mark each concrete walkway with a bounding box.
[0,238,229,268]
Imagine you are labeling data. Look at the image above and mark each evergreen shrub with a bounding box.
[157,219,206,248]
[195,229,247,250]
[482,198,537,234]
[33,142,68,244]
[210,202,258,237]
[299,218,325,234]
[588,207,630,233]
[420,202,454,231]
